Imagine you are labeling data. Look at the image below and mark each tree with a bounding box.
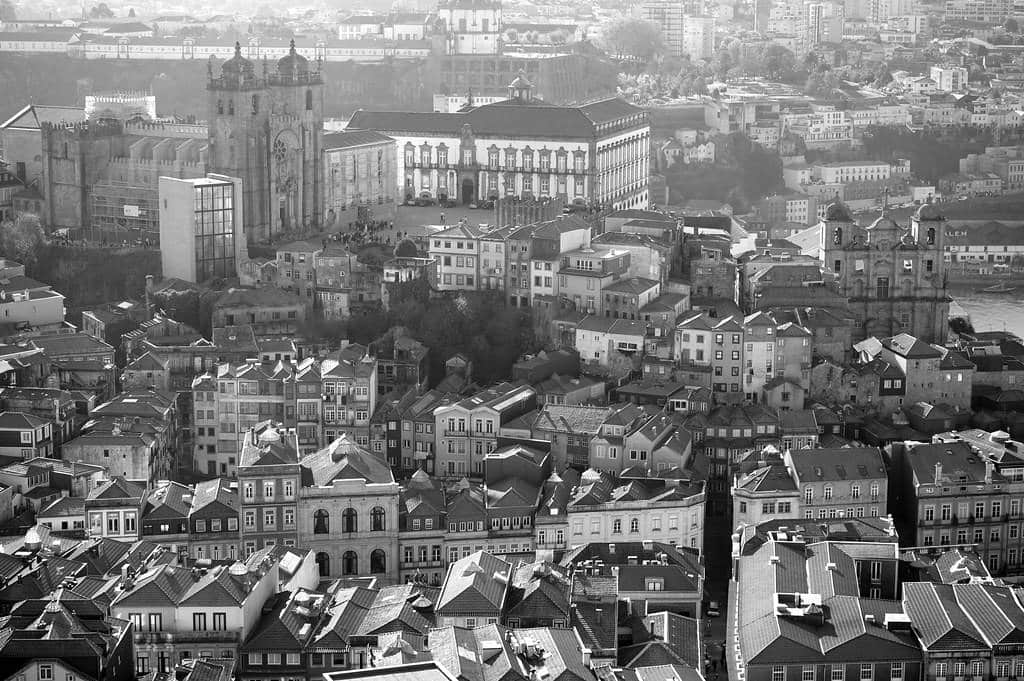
[761,44,800,82]
[128,7,135,17]
[1005,17,1019,33]
[597,17,664,62]
[548,29,570,45]
[88,3,114,18]
[805,69,841,97]
[692,76,708,95]
[873,63,893,87]
[0,214,44,270]
[710,48,733,80]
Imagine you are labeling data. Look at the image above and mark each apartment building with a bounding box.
[434,382,537,478]
[893,439,1024,575]
[930,65,968,92]
[398,469,446,586]
[321,350,378,445]
[557,245,631,315]
[85,476,146,542]
[192,361,295,478]
[674,312,745,404]
[237,421,301,556]
[112,558,280,673]
[566,469,706,552]
[732,449,800,528]
[428,222,484,292]
[785,447,888,520]
[189,477,240,562]
[575,316,646,369]
[729,538,922,681]
[524,215,592,306]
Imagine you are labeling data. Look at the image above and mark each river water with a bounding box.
[952,288,1024,336]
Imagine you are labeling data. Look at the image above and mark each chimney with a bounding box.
[934,461,942,485]
[985,461,994,485]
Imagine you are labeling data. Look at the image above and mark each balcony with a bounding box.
[443,429,468,437]
[135,630,239,645]
[400,558,444,569]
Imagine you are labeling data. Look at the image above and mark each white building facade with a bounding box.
[347,79,651,211]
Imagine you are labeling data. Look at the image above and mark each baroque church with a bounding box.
[207,41,324,243]
[819,200,951,344]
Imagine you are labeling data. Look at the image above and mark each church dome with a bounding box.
[824,200,853,223]
[277,40,309,77]
[914,203,943,221]
[220,42,258,88]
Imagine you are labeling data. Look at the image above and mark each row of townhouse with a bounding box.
[810,332,975,419]
[191,348,378,477]
[731,512,1024,681]
[732,445,889,528]
[673,310,813,406]
[427,212,686,311]
[239,240,383,319]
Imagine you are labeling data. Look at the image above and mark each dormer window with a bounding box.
[645,578,664,591]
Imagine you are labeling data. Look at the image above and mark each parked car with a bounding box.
[706,601,720,617]
[414,197,436,207]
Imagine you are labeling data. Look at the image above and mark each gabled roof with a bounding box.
[903,582,988,651]
[603,277,660,295]
[349,97,644,140]
[533,404,610,435]
[735,540,920,664]
[301,434,395,487]
[87,476,145,502]
[436,551,511,615]
[0,104,86,131]
[505,562,571,621]
[0,411,48,430]
[190,478,238,516]
[786,447,886,483]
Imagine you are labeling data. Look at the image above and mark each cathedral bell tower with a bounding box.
[208,43,270,243]
[207,40,324,243]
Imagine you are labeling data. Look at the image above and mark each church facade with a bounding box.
[207,41,324,243]
[819,202,951,344]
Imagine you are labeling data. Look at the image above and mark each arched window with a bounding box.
[342,550,358,575]
[228,100,235,115]
[306,89,313,111]
[343,508,357,533]
[252,95,259,115]
[316,551,330,577]
[833,227,843,245]
[630,518,639,533]
[927,227,936,245]
[371,506,385,532]
[217,99,224,115]
[613,519,621,534]
[370,549,386,574]
[314,509,329,534]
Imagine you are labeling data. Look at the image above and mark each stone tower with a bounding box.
[207,41,323,243]
[819,199,950,343]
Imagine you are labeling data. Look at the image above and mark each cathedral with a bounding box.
[207,41,324,243]
[819,201,951,344]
